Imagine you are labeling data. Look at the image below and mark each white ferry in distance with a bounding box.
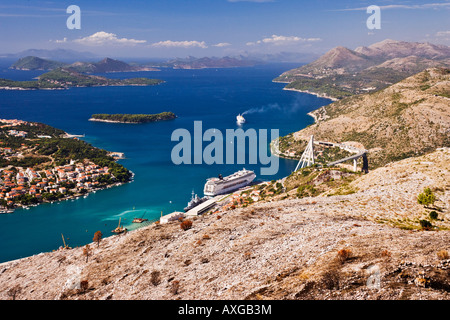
[204,168,256,197]
[236,114,246,125]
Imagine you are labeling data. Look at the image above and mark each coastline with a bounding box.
[0,87,66,91]
[1,171,134,214]
[0,123,133,215]
[307,110,318,123]
[282,87,339,101]
[269,87,326,161]
[89,113,176,124]
[0,66,326,265]
[89,118,141,124]
[0,81,165,91]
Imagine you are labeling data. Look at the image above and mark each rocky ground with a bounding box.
[288,68,450,168]
[0,149,449,300]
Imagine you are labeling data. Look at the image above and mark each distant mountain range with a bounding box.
[9,55,265,72]
[1,49,98,62]
[149,56,260,69]
[69,58,159,73]
[274,39,450,99]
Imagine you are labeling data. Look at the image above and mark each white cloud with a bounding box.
[436,31,450,37]
[73,31,146,46]
[151,40,208,49]
[212,42,232,47]
[247,35,322,46]
[336,3,450,11]
[51,37,68,43]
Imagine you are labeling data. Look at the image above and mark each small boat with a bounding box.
[112,217,127,234]
[61,233,71,250]
[236,114,246,125]
[133,211,148,223]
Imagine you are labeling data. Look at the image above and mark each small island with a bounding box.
[0,67,165,90]
[89,112,177,124]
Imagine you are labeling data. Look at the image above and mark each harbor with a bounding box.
[0,62,321,264]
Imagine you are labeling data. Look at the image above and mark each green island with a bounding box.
[89,112,177,124]
[10,56,67,71]
[0,119,132,211]
[0,67,164,90]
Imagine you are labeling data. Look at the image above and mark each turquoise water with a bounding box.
[0,62,331,263]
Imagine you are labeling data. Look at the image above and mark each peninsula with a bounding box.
[89,112,177,124]
[0,119,132,212]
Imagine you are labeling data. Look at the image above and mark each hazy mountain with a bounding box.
[274,40,450,99]
[1,49,98,62]
[235,51,320,63]
[160,56,259,69]
[355,39,450,60]
[10,56,68,71]
[69,58,158,73]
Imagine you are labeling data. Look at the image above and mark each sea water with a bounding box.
[0,62,331,263]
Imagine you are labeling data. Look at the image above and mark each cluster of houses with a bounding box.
[212,188,263,214]
[7,129,28,138]
[0,162,113,207]
[0,119,29,128]
[0,146,13,155]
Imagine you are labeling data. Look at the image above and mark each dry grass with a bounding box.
[437,250,449,260]
[337,249,352,263]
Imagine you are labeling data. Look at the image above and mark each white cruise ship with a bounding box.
[204,168,256,197]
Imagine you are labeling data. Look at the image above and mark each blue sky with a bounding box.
[0,0,449,58]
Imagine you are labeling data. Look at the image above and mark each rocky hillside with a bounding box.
[274,40,450,99]
[355,39,450,60]
[280,68,450,168]
[0,148,448,300]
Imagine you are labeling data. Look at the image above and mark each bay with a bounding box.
[0,62,331,263]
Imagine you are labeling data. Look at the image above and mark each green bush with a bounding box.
[429,211,438,220]
[419,219,433,230]
[417,188,436,207]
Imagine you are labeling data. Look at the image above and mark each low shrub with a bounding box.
[321,269,340,290]
[381,250,392,258]
[170,280,180,295]
[180,219,193,231]
[337,248,352,263]
[429,211,438,220]
[419,219,433,230]
[437,250,449,260]
[150,270,161,286]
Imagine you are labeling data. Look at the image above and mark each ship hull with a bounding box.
[204,169,256,197]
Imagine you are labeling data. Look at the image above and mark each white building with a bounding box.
[160,211,185,224]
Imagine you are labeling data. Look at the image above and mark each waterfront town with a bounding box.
[0,161,114,211]
[0,118,129,212]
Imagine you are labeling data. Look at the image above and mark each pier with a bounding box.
[185,197,219,217]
